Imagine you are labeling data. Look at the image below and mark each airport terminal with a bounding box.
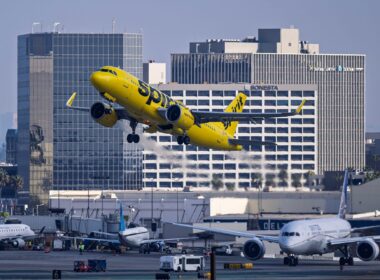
[0,24,379,279]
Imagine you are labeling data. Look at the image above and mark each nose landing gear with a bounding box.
[177,135,190,145]
[284,255,299,266]
[127,120,140,143]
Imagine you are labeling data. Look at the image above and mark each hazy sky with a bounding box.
[1,0,379,130]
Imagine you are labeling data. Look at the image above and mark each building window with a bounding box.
[303,91,315,97]
[186,90,197,96]
[172,90,183,96]
[291,91,302,97]
[277,100,288,106]
[265,100,276,106]
[199,91,209,97]
[277,91,288,97]
[265,91,276,97]
[251,91,262,96]
[212,91,223,97]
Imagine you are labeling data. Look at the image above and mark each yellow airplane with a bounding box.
[66,66,306,151]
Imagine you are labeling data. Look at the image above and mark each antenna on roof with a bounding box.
[112,18,116,33]
[32,22,41,34]
[53,22,61,33]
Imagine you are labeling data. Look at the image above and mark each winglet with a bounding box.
[295,99,306,114]
[338,169,349,219]
[39,226,46,235]
[119,203,126,232]
[66,92,77,107]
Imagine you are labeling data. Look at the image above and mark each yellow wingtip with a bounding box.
[296,99,307,114]
[66,92,77,107]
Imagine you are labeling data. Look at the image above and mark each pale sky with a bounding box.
[1,0,379,130]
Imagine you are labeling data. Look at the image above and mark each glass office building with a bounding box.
[171,28,365,174]
[18,33,143,202]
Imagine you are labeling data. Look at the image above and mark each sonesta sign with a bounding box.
[308,65,364,72]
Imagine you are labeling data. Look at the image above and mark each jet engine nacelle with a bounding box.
[90,102,118,128]
[165,104,195,131]
[12,238,25,248]
[243,238,265,260]
[150,241,164,252]
[356,238,379,261]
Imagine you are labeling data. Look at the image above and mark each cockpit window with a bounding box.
[99,68,117,76]
[282,231,300,237]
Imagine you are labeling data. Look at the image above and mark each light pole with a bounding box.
[150,178,154,226]
[36,204,45,216]
[174,178,179,223]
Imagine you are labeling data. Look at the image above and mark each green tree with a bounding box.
[278,169,288,187]
[265,174,275,188]
[251,173,262,189]
[292,173,302,189]
[0,169,10,197]
[304,170,315,188]
[226,183,235,191]
[9,175,23,191]
[211,174,223,191]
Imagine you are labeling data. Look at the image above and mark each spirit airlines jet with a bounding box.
[66,66,306,149]
[80,204,196,253]
[0,224,43,248]
[173,170,380,266]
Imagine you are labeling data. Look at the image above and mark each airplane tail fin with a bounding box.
[222,92,247,137]
[119,203,126,232]
[338,169,349,219]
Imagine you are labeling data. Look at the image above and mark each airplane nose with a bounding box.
[90,72,110,91]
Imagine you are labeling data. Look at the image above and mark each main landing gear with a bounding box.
[127,120,140,143]
[338,245,354,267]
[177,135,190,145]
[284,255,299,266]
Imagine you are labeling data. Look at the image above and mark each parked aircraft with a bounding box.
[0,224,44,248]
[66,66,306,150]
[173,170,380,266]
[80,204,196,253]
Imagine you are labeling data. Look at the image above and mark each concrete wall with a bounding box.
[351,178,380,213]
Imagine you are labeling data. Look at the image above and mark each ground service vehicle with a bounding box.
[160,255,205,272]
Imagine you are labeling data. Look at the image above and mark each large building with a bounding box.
[18,32,143,202]
[144,83,317,189]
[171,28,365,174]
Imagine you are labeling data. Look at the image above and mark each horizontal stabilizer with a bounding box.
[229,138,277,146]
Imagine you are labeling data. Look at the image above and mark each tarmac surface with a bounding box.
[0,250,379,279]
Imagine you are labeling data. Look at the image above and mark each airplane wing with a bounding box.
[328,235,380,246]
[228,138,277,146]
[191,100,306,124]
[139,236,199,245]
[351,225,380,236]
[171,223,279,243]
[71,236,120,246]
[66,92,132,120]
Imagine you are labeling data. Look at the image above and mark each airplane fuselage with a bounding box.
[90,67,242,150]
[279,218,351,255]
[119,226,150,248]
[0,224,35,240]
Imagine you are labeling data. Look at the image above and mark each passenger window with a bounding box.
[296,232,300,236]
[289,232,295,236]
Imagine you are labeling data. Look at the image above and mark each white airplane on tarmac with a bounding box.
[0,224,44,248]
[80,204,196,253]
[173,170,380,266]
